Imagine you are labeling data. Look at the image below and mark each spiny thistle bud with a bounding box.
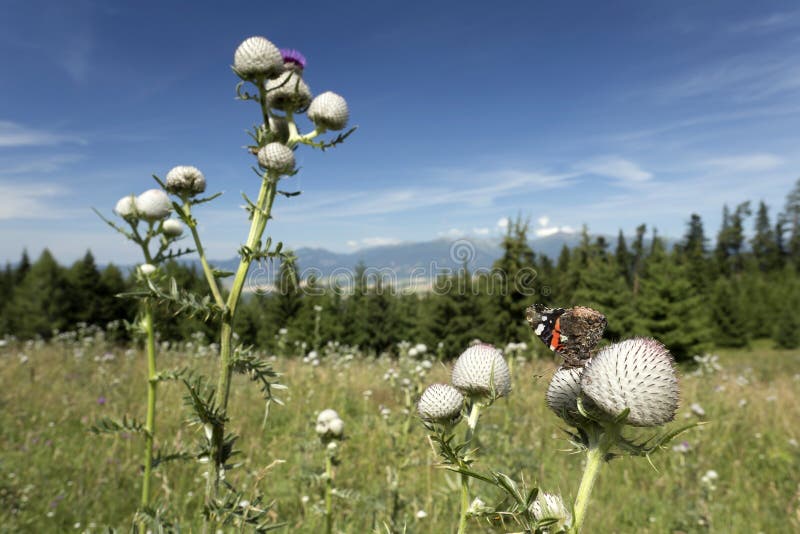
[266,70,312,112]
[257,142,295,174]
[417,383,464,423]
[135,189,171,221]
[165,165,206,196]
[307,92,349,131]
[161,219,183,237]
[139,263,157,276]
[546,366,586,425]
[529,492,572,532]
[451,344,511,398]
[114,194,137,219]
[234,36,284,79]
[580,337,679,427]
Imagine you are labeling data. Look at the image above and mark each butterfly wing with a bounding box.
[526,303,607,368]
[525,304,566,352]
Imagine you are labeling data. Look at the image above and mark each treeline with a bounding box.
[3,180,800,360]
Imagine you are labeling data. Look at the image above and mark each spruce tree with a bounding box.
[772,266,800,348]
[634,239,708,360]
[7,249,71,338]
[677,213,710,291]
[782,177,800,267]
[67,251,103,326]
[710,277,750,347]
[571,253,634,342]
[615,229,632,284]
[631,224,647,296]
[750,201,780,272]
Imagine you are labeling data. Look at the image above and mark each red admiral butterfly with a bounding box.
[525,304,607,368]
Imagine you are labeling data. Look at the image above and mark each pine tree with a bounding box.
[772,266,800,348]
[7,249,71,338]
[631,224,647,296]
[634,239,708,360]
[571,253,635,342]
[750,201,780,272]
[614,230,632,284]
[67,251,103,326]
[710,277,750,347]
[16,250,31,284]
[715,202,752,275]
[275,258,302,328]
[677,213,710,291]
[782,178,800,267]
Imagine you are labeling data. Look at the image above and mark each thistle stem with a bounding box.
[457,402,482,534]
[181,202,224,308]
[324,452,334,534]
[570,446,603,533]
[140,301,157,509]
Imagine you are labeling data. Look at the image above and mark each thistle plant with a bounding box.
[315,409,346,534]
[96,34,353,530]
[93,189,192,515]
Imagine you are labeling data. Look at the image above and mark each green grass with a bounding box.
[1,338,799,533]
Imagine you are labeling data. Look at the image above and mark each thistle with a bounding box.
[316,409,345,534]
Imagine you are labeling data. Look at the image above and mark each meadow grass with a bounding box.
[1,337,798,533]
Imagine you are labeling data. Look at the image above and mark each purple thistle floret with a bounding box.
[97,395,107,405]
[280,48,306,70]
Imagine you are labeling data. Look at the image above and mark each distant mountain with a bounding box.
[207,231,593,290]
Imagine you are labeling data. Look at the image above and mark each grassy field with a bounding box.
[1,334,799,533]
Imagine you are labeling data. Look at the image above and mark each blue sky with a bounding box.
[1,0,798,264]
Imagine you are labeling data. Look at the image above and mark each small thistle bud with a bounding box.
[317,409,339,424]
[451,344,511,398]
[161,219,183,237]
[135,189,171,221]
[234,36,284,79]
[580,337,679,427]
[165,165,206,196]
[529,492,572,531]
[417,383,464,423]
[257,142,295,174]
[307,92,349,131]
[139,263,157,276]
[114,194,137,219]
[266,70,312,112]
[546,366,586,425]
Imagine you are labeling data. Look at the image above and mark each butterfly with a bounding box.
[525,304,607,368]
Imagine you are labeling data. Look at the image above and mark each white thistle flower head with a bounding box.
[529,492,572,531]
[233,36,284,79]
[546,366,587,425]
[165,165,206,196]
[257,142,295,175]
[268,116,290,144]
[266,70,312,112]
[135,189,171,221]
[417,383,464,423]
[580,337,679,427]
[307,91,349,131]
[327,417,344,437]
[114,194,137,220]
[317,409,339,424]
[139,263,157,276]
[451,343,511,398]
[161,219,183,237]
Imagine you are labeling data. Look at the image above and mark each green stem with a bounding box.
[181,201,224,308]
[570,446,603,533]
[457,402,482,534]
[140,301,157,509]
[325,452,334,534]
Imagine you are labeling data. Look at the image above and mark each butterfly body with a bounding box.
[526,304,607,368]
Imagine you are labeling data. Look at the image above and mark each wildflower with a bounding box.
[165,165,206,196]
[316,409,344,439]
[529,492,572,532]
[307,92,349,131]
[161,219,183,237]
[672,441,691,454]
[234,36,284,79]
[417,383,464,424]
[97,396,107,406]
[451,344,511,398]
[580,337,678,427]
[280,48,306,71]
[690,402,706,418]
[416,510,428,519]
[257,142,295,175]
[135,189,171,221]
[139,264,157,276]
[114,194,137,219]
[700,469,718,491]
[266,70,312,112]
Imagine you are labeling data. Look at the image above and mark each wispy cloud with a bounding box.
[704,153,784,173]
[577,157,653,183]
[727,11,800,33]
[0,121,86,148]
[346,236,403,249]
[0,182,70,220]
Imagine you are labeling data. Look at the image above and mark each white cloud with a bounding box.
[705,153,784,173]
[537,215,549,227]
[0,182,70,220]
[472,227,490,236]
[0,121,85,147]
[579,157,653,183]
[347,237,402,249]
[496,217,510,229]
[438,228,465,238]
